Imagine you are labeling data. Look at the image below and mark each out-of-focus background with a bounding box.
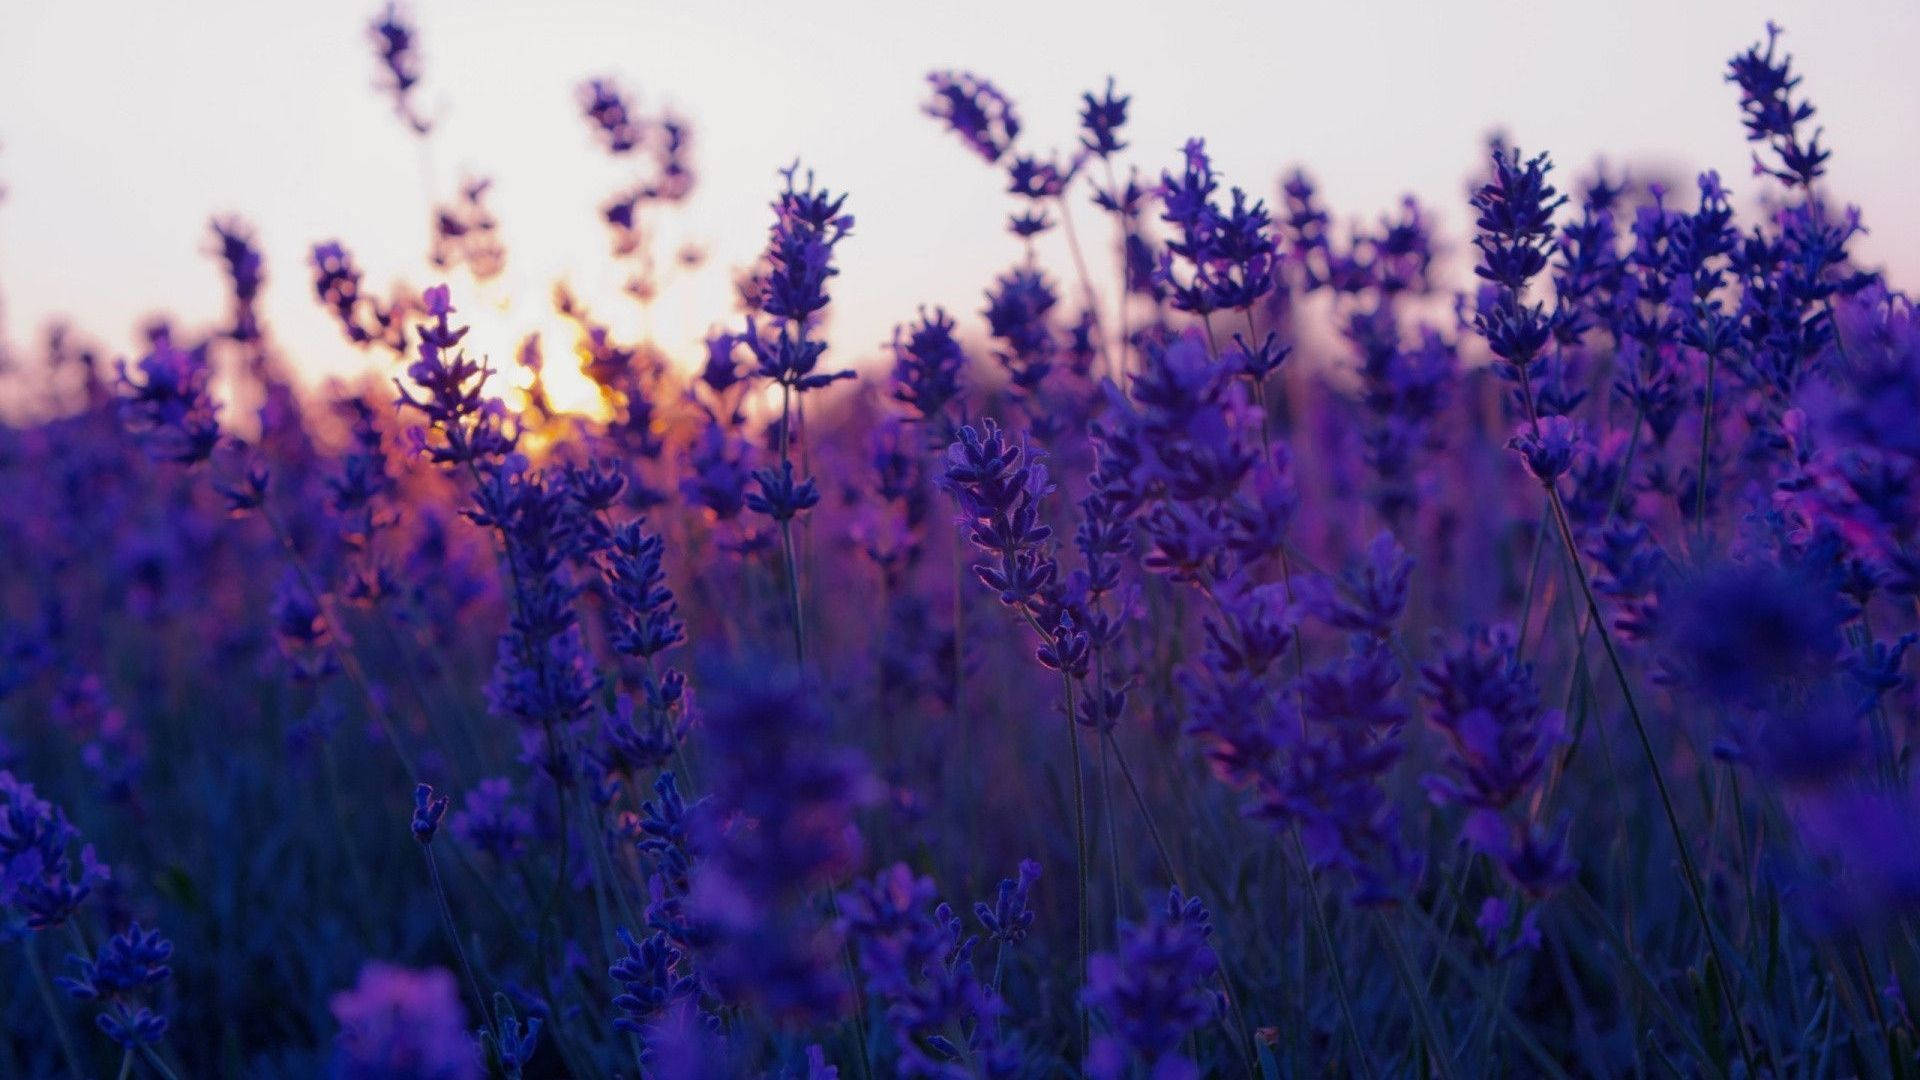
[2,0,1915,388]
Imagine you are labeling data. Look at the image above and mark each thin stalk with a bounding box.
[1100,157,1130,376]
[1104,734,1178,885]
[1694,346,1718,535]
[1096,719,1123,925]
[263,510,419,781]
[1515,355,1754,1070]
[1375,911,1458,1080]
[1026,615,1091,1066]
[777,381,806,665]
[1543,486,1757,1073]
[1105,731,1257,1077]
[1604,407,1645,521]
[824,888,875,1080]
[1063,679,1091,1064]
[425,845,497,1046]
[26,936,86,1079]
[1055,194,1115,378]
[1403,902,1577,1080]
[1514,498,1550,660]
[1289,828,1376,1080]
[137,1047,184,1080]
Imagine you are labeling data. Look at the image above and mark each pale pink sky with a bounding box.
[3,0,1916,397]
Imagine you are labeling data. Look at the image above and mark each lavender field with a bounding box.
[2,9,1917,1077]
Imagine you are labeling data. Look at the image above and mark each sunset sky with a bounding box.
[3,0,1916,395]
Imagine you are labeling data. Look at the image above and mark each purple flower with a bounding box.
[1298,531,1413,639]
[395,285,517,468]
[1727,23,1829,188]
[680,421,755,521]
[1083,888,1221,1080]
[1662,559,1844,707]
[1463,812,1577,898]
[450,778,534,861]
[1421,627,1566,813]
[609,927,700,1036]
[1,769,108,932]
[746,460,822,523]
[758,165,854,332]
[840,863,1009,1076]
[688,662,876,1025]
[982,267,1058,391]
[1157,139,1279,315]
[210,217,265,344]
[973,858,1041,946]
[330,963,477,1079]
[1507,415,1587,483]
[1471,147,1567,370]
[599,519,685,660]
[923,72,1021,165]
[369,4,431,135]
[60,922,174,1049]
[942,420,1059,612]
[411,783,450,845]
[580,77,645,155]
[890,307,970,422]
[1078,77,1130,158]
[115,328,221,465]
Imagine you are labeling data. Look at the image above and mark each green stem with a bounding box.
[1515,353,1754,1072]
[424,845,496,1046]
[1290,829,1376,1080]
[778,381,806,666]
[1514,499,1550,660]
[1695,347,1718,535]
[1096,722,1122,926]
[1403,902,1576,1080]
[1055,194,1115,379]
[264,511,419,781]
[1543,487,1757,1073]
[26,936,86,1079]
[138,1047,184,1080]
[1375,911,1458,1080]
[1063,675,1091,1065]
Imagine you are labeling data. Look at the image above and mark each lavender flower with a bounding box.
[609,926,700,1036]
[924,72,1021,165]
[580,77,645,154]
[411,782,450,844]
[331,963,478,1079]
[61,922,174,1049]
[973,858,1041,946]
[841,863,1010,1076]
[1727,23,1828,188]
[369,4,431,135]
[942,419,1058,612]
[1157,139,1279,316]
[1507,414,1587,483]
[982,267,1058,391]
[1078,78,1130,159]
[396,285,516,468]
[210,217,266,344]
[1422,627,1573,892]
[1083,888,1221,1080]
[1470,147,1567,375]
[1,769,107,932]
[890,307,970,422]
[688,662,875,1024]
[451,778,534,861]
[115,328,221,465]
